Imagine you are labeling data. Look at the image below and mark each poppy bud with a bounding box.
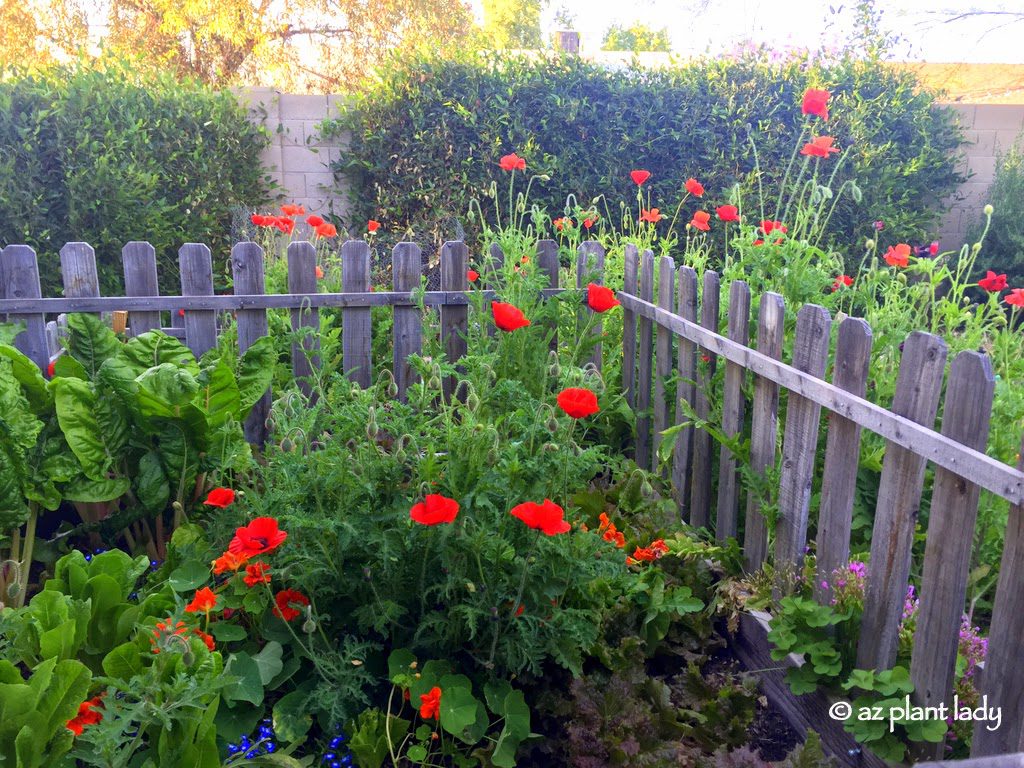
[641,479,654,497]
[432,363,442,379]
[182,647,195,666]
[366,419,379,441]
[870,257,879,271]
[265,417,275,432]
[971,243,982,255]
[302,610,316,634]
[172,501,183,514]
[544,442,559,452]
[388,381,399,398]
[865,239,875,250]
[547,364,561,378]
[491,606,499,620]
[466,393,480,412]
[546,415,559,433]
[6,582,20,600]
[897,273,907,285]
[280,437,294,452]
[984,204,994,216]
[427,376,441,390]
[346,438,358,452]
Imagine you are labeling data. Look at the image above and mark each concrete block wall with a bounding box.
[233,88,1022,247]
[937,104,1024,249]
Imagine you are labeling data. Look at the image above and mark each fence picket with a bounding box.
[858,331,948,671]
[59,243,101,317]
[814,318,873,600]
[653,256,676,473]
[121,242,161,337]
[485,243,504,338]
[673,266,699,521]
[577,241,606,370]
[622,245,639,410]
[231,242,271,445]
[537,240,559,354]
[972,437,1024,756]
[716,280,751,541]
[342,240,372,388]
[775,304,831,585]
[178,243,217,360]
[393,243,423,401]
[0,246,48,371]
[690,270,720,530]
[287,241,320,399]
[744,292,785,570]
[635,250,655,470]
[909,351,995,760]
[440,241,468,402]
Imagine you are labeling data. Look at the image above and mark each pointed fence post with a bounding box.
[577,241,606,370]
[622,245,639,410]
[635,250,655,470]
[179,243,217,360]
[122,242,161,337]
[287,241,320,400]
[60,242,101,317]
[231,242,271,445]
[690,270,720,530]
[653,256,675,474]
[716,280,751,541]
[393,242,423,401]
[440,241,468,402]
[537,240,559,354]
[673,266,698,521]
[342,240,372,388]
[0,245,48,371]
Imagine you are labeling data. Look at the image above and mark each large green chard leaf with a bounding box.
[0,344,52,413]
[136,364,201,418]
[62,474,130,503]
[237,336,275,417]
[0,359,45,526]
[51,377,118,480]
[0,424,30,530]
[154,419,199,496]
[136,449,170,512]
[66,313,121,379]
[0,322,22,345]
[121,331,199,376]
[195,359,241,428]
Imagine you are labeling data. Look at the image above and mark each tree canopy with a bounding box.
[601,23,672,52]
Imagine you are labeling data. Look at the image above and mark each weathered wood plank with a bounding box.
[0,246,49,371]
[690,270,720,530]
[537,240,559,354]
[121,242,162,337]
[622,244,639,409]
[577,241,606,370]
[971,437,1024,757]
[653,256,675,474]
[775,304,832,587]
[744,292,785,571]
[733,610,889,768]
[342,240,372,388]
[287,241,320,399]
[858,331,948,671]
[814,318,873,600]
[392,242,423,401]
[440,241,468,402]
[59,242,101,319]
[910,352,994,760]
[178,243,217,360]
[635,250,655,470]
[617,292,1024,507]
[716,280,751,542]
[672,266,699,522]
[231,242,271,445]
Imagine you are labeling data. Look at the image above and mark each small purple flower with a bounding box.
[873,220,885,231]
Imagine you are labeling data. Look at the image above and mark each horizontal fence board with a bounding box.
[616,292,1024,506]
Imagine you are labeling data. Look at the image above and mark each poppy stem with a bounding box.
[563,419,577,509]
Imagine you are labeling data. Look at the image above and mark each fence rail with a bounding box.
[3,238,1024,761]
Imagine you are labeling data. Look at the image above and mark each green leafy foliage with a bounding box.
[974,141,1024,285]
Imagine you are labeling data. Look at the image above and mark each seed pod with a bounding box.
[897,273,907,285]
[984,204,994,216]
[6,582,20,600]
[427,376,441,390]
[640,479,654,497]
[466,393,480,412]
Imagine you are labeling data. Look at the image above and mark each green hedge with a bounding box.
[975,142,1024,286]
[0,60,273,295]
[327,50,965,260]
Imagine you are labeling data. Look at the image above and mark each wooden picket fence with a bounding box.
[3,238,1024,765]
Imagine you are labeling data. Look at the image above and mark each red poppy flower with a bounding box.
[243,562,272,587]
[630,169,651,186]
[640,208,663,224]
[251,214,267,226]
[832,275,854,291]
[587,283,620,313]
[467,269,479,282]
[929,241,939,257]
[185,587,218,613]
[410,494,460,525]
[553,217,572,231]
[685,178,704,197]
[306,214,324,227]
[802,88,831,120]
[752,239,765,247]
[273,589,310,621]
[515,604,525,617]
[178,308,185,317]
[228,518,288,557]
[760,220,788,235]
[315,265,324,280]
[511,499,571,536]
[801,136,840,158]
[716,205,740,222]
[46,359,56,378]
[583,218,595,229]
[204,487,235,507]
[195,629,216,651]
[281,204,306,216]
[275,217,296,234]
[315,222,337,238]
[1005,288,1024,307]
[491,301,531,332]
[67,697,104,736]
[556,387,600,419]
[367,219,381,233]
[979,270,1008,292]
[883,243,911,268]
[419,686,442,720]
[689,211,711,231]
[211,550,249,575]
[500,153,526,172]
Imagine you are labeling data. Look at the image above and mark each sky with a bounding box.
[484,0,1024,63]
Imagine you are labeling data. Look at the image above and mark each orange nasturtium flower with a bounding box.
[185,587,218,614]
[243,562,272,587]
[419,686,442,720]
[212,550,250,575]
[273,589,310,621]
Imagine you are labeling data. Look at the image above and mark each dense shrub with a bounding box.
[326,48,965,262]
[0,59,273,295]
[974,140,1024,285]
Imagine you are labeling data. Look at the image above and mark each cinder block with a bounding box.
[304,120,334,146]
[282,173,307,198]
[278,94,330,121]
[964,129,997,155]
[281,145,325,174]
[973,105,1024,132]
[277,120,306,147]
[966,155,997,183]
[941,104,975,127]
[994,129,1024,155]
[261,144,284,174]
